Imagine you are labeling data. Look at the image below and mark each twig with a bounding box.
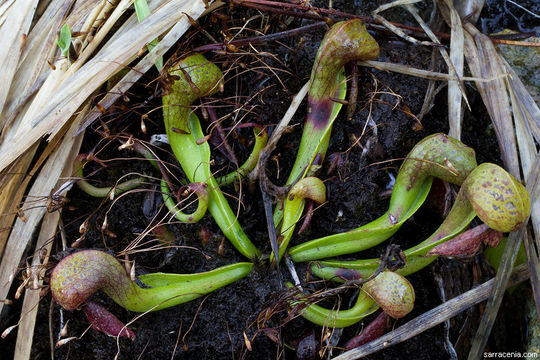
[252,81,309,182]
[229,0,445,41]
[253,82,309,267]
[193,21,327,52]
[228,0,540,46]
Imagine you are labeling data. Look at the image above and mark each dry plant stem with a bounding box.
[346,62,358,120]
[374,0,470,138]
[230,0,539,46]
[333,263,530,360]
[360,60,501,82]
[254,82,309,268]
[230,0,334,23]
[228,0,439,40]
[416,48,443,121]
[253,80,309,181]
[372,0,435,47]
[193,21,327,52]
[206,105,237,164]
[285,254,302,290]
[490,32,538,41]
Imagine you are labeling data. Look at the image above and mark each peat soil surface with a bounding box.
[1,0,532,359]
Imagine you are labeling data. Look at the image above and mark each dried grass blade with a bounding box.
[0,56,69,256]
[509,85,540,279]
[65,0,130,76]
[503,60,540,253]
[78,0,108,45]
[76,1,210,133]
[0,106,86,316]
[522,148,540,320]
[463,23,520,178]
[501,57,540,144]
[417,49,445,121]
[438,0,466,139]
[250,81,309,180]
[0,121,73,257]
[0,150,37,256]
[0,0,17,20]
[372,0,435,46]
[12,120,83,359]
[0,0,208,174]
[373,0,470,131]
[507,75,537,180]
[0,0,39,128]
[359,60,497,82]
[79,0,117,47]
[13,211,60,360]
[524,225,540,323]
[0,0,85,140]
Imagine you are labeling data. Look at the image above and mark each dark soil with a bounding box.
[1,1,532,359]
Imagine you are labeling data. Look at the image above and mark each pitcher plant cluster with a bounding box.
[49,20,531,338]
